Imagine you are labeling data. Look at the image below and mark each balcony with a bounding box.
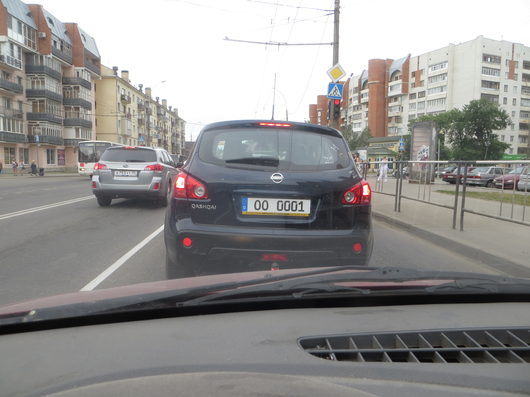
[64,117,92,129]
[62,77,91,90]
[27,135,64,145]
[146,108,152,115]
[0,78,24,94]
[84,56,100,75]
[137,101,145,110]
[0,54,22,70]
[120,94,131,104]
[120,123,132,136]
[26,112,63,125]
[26,89,63,103]
[0,107,23,119]
[63,97,92,110]
[138,118,145,126]
[64,138,84,147]
[51,47,73,65]
[25,64,62,81]
[0,131,26,143]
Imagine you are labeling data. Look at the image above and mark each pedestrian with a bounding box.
[12,160,18,176]
[19,161,26,176]
[354,152,363,174]
[30,160,37,177]
[0,160,3,175]
[378,156,388,182]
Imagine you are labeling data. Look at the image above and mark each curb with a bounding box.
[372,210,530,279]
[0,174,82,179]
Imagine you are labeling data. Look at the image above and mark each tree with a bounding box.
[341,126,372,151]
[412,100,510,160]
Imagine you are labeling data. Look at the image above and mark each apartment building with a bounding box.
[310,36,530,158]
[0,0,100,171]
[95,65,185,154]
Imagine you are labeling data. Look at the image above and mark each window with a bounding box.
[520,111,530,119]
[513,98,517,106]
[504,85,508,92]
[417,91,425,98]
[409,103,416,110]
[428,86,447,95]
[505,59,519,68]
[500,135,505,141]
[481,94,499,103]
[428,73,447,84]
[409,93,416,99]
[481,80,499,90]
[482,54,501,64]
[429,62,448,72]
[427,98,446,108]
[482,67,500,77]
[512,111,516,117]
[510,136,514,142]
[417,102,425,110]
[4,147,16,164]
[520,135,528,144]
[521,98,530,107]
[46,149,56,165]
[503,97,508,105]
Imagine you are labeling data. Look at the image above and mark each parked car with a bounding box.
[517,168,530,192]
[442,166,475,184]
[164,120,373,278]
[494,166,528,189]
[435,165,457,178]
[91,146,178,207]
[465,166,507,187]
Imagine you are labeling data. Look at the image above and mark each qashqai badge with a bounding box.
[270,173,284,184]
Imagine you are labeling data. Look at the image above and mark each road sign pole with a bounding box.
[330,0,340,129]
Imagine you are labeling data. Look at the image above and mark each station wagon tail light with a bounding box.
[145,163,164,172]
[93,162,107,171]
[174,171,208,199]
[258,122,292,128]
[342,180,371,205]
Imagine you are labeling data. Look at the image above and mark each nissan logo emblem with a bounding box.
[270,173,284,184]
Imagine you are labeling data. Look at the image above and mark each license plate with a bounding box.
[114,170,137,177]
[242,197,310,216]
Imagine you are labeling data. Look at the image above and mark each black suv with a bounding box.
[164,120,373,278]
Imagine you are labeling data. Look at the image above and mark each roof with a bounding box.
[389,56,408,77]
[42,8,71,44]
[368,136,402,143]
[79,27,100,57]
[201,120,342,137]
[1,0,37,29]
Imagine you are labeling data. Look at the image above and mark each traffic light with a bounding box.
[333,98,341,120]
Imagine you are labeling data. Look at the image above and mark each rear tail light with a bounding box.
[144,163,164,172]
[182,237,193,248]
[353,243,362,253]
[258,122,291,128]
[153,182,160,190]
[342,180,371,205]
[91,181,96,189]
[93,162,107,171]
[80,162,85,167]
[260,253,289,262]
[174,171,208,199]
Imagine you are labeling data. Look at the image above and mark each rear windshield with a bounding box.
[198,128,351,171]
[100,148,157,163]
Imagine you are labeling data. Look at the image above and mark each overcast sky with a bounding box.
[30,0,530,140]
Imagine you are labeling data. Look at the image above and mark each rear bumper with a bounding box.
[92,176,164,199]
[164,217,373,275]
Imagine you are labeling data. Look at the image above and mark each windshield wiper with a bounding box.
[225,157,279,167]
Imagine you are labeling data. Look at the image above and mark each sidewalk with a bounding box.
[370,179,530,278]
[0,172,81,178]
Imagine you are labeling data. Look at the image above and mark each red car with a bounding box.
[494,166,528,189]
[442,166,475,184]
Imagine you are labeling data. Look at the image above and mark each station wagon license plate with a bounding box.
[114,170,137,177]
[242,197,310,216]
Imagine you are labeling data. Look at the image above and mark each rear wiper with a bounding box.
[225,157,279,167]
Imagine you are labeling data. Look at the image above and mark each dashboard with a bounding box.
[1,302,529,396]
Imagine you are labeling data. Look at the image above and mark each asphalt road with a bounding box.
[0,174,503,306]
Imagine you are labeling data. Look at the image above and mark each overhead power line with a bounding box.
[246,0,333,12]
[224,37,333,46]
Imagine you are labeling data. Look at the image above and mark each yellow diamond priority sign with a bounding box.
[327,64,346,82]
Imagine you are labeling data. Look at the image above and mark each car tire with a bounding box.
[159,179,171,207]
[486,180,494,188]
[96,196,112,207]
[166,254,194,279]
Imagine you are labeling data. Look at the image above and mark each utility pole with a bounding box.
[271,73,276,120]
[329,0,340,129]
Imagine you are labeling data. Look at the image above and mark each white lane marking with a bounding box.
[80,224,165,292]
[0,195,94,221]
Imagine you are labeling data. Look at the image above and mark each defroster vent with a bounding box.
[299,327,530,363]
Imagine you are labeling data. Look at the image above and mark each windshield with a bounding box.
[100,148,157,162]
[1,0,529,324]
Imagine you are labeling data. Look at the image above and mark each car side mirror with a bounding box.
[176,162,184,168]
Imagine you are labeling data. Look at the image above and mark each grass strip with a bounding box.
[436,190,530,207]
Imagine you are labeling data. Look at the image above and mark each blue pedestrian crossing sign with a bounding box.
[327,83,344,100]
[399,137,405,151]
